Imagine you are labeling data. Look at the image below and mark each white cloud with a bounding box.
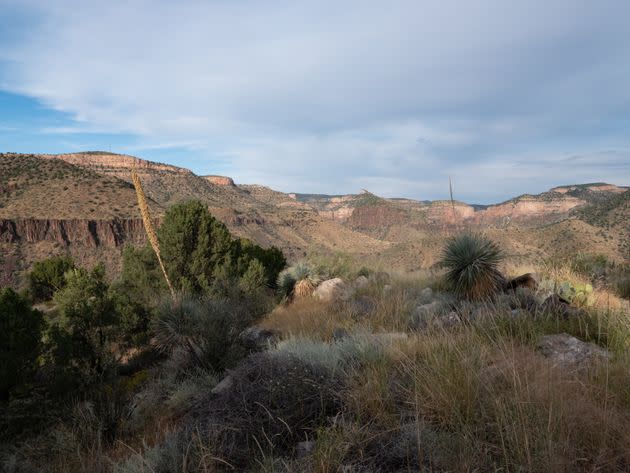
[0,0,629,201]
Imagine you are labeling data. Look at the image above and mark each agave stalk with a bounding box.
[131,168,176,301]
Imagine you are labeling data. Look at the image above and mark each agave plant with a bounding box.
[153,297,207,365]
[440,233,505,300]
[276,262,319,298]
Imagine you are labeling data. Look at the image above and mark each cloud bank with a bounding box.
[0,0,629,202]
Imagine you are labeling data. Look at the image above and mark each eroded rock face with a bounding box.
[537,333,611,367]
[0,218,150,247]
[37,152,190,174]
[203,175,235,186]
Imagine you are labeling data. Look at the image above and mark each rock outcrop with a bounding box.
[0,218,151,247]
[36,152,190,175]
[203,175,236,186]
[537,333,611,367]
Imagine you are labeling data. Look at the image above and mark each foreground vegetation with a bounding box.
[1,212,629,472]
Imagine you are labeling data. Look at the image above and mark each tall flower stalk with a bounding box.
[131,168,176,301]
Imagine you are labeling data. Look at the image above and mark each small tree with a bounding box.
[52,264,119,377]
[0,288,44,398]
[28,255,75,301]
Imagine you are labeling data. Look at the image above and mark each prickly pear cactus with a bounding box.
[558,281,594,307]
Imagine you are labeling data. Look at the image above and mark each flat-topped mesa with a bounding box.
[551,183,627,194]
[203,175,235,186]
[36,152,191,174]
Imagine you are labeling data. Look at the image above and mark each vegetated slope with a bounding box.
[0,153,389,286]
[0,153,161,219]
[1,152,627,285]
[573,189,630,259]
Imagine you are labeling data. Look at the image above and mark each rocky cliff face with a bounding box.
[203,175,235,186]
[37,152,191,176]
[0,218,151,247]
[347,205,408,229]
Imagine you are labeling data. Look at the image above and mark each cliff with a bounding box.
[0,218,153,247]
[35,152,191,176]
[203,175,236,186]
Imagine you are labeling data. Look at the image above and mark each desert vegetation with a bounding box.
[1,202,629,472]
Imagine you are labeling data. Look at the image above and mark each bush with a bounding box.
[440,233,505,300]
[152,295,263,370]
[198,351,342,468]
[51,264,120,379]
[123,200,286,297]
[28,256,75,302]
[0,288,44,399]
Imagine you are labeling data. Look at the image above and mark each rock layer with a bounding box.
[0,218,152,247]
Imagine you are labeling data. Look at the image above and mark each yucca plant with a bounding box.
[440,233,505,300]
[277,262,319,299]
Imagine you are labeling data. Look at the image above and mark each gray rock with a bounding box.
[239,325,279,351]
[354,275,369,289]
[211,375,233,396]
[295,440,316,458]
[409,300,442,329]
[537,333,611,367]
[419,287,433,300]
[314,278,348,302]
[541,294,585,318]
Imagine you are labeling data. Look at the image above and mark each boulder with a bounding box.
[314,278,348,302]
[409,300,442,330]
[354,275,369,289]
[541,294,585,318]
[506,273,539,291]
[537,333,611,367]
[239,325,280,351]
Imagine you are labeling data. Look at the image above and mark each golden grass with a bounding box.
[294,278,317,298]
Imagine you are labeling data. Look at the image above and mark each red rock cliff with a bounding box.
[0,218,155,247]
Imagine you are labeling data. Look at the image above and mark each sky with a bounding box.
[0,0,629,203]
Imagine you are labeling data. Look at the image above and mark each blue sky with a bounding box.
[0,0,629,203]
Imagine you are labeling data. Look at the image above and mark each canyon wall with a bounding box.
[0,218,152,247]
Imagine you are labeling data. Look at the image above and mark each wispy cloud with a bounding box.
[0,0,628,202]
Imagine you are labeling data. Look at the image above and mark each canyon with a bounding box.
[1,152,628,286]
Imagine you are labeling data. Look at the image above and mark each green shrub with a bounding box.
[51,264,120,379]
[152,295,262,370]
[28,255,75,302]
[440,233,505,300]
[123,200,286,297]
[0,288,45,398]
